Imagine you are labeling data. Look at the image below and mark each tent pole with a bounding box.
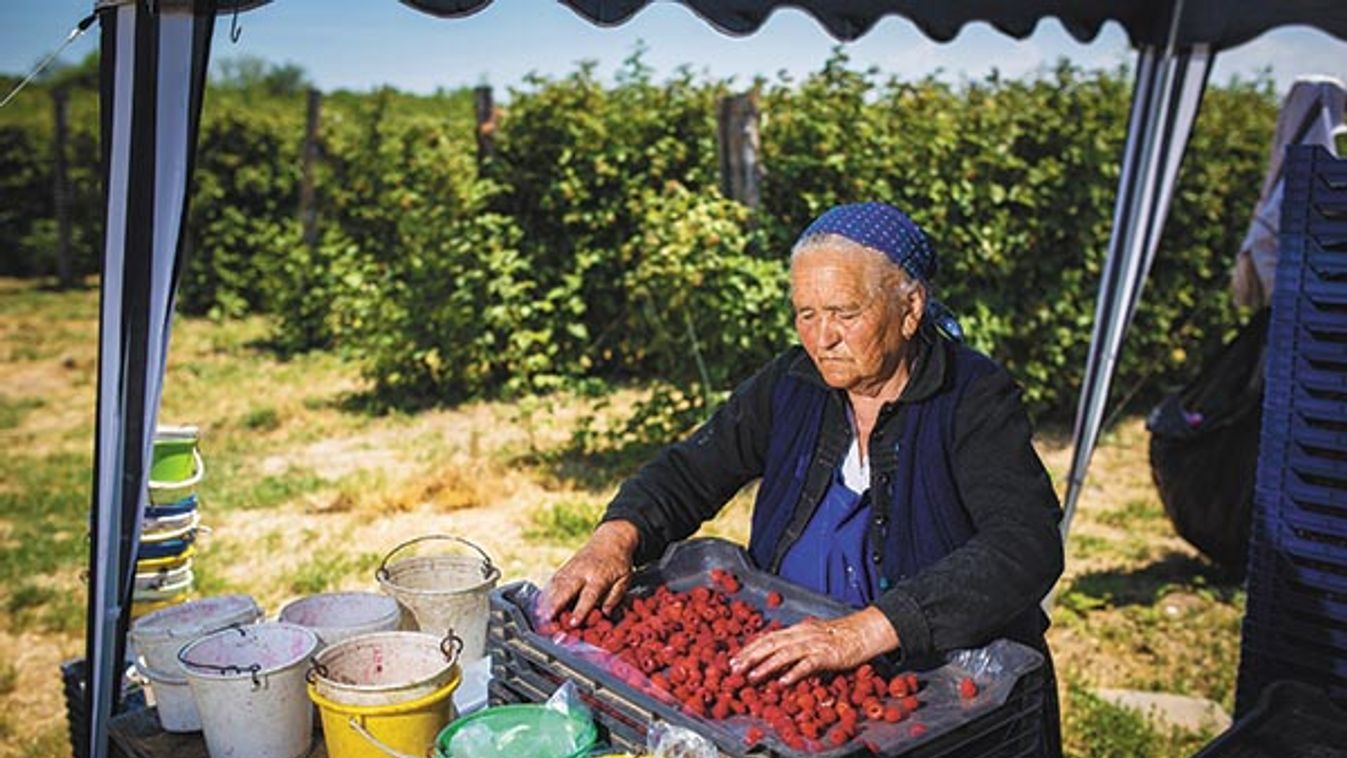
[1059,42,1214,547]
[85,3,216,756]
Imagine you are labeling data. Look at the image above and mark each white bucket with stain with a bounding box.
[309,631,463,708]
[136,660,200,733]
[375,536,500,664]
[279,591,402,649]
[179,622,320,758]
[129,593,262,675]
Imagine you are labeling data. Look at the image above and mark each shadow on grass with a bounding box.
[1063,550,1244,608]
[517,439,666,492]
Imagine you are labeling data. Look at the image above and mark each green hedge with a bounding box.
[0,55,1277,426]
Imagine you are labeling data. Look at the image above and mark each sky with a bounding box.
[2,1,1344,97]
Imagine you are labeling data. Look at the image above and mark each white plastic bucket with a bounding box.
[143,509,199,539]
[137,660,201,733]
[179,623,320,758]
[279,592,402,649]
[139,510,200,543]
[309,631,463,708]
[376,536,500,663]
[129,594,262,675]
[134,560,193,593]
[132,569,194,602]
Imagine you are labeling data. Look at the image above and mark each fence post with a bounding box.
[300,87,321,250]
[474,85,495,165]
[716,92,762,209]
[52,86,73,288]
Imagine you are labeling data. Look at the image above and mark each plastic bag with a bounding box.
[441,681,596,758]
[646,722,718,758]
[546,680,591,720]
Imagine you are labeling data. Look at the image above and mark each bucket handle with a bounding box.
[347,716,428,758]
[148,448,205,491]
[177,625,264,689]
[377,534,498,582]
[440,631,464,663]
[305,656,329,686]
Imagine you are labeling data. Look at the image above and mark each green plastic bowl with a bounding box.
[150,427,199,484]
[433,704,597,758]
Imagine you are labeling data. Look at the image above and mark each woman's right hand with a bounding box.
[538,519,640,625]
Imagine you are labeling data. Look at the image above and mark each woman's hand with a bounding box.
[538,520,640,625]
[730,606,900,686]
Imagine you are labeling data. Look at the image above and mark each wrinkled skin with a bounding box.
[730,607,900,685]
[539,520,639,624]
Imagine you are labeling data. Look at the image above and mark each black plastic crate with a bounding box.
[490,628,1046,758]
[61,658,147,758]
[1235,647,1347,715]
[1242,614,1347,660]
[487,538,1046,758]
[1247,584,1347,627]
[1198,680,1347,757]
[1239,626,1347,685]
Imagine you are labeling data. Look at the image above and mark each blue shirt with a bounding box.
[777,468,879,608]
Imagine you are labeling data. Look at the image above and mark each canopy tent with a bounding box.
[83,1,1347,756]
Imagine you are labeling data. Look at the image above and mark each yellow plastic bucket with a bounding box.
[136,545,195,572]
[309,667,461,758]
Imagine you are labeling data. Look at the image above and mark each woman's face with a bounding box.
[791,245,923,396]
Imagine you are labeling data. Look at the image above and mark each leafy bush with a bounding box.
[0,85,102,279]
[486,52,726,379]
[0,53,1277,431]
[602,184,790,438]
[183,105,302,317]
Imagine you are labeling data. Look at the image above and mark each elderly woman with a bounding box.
[541,202,1063,754]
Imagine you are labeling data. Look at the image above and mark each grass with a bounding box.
[0,395,43,430]
[524,499,606,547]
[1063,680,1215,757]
[0,278,1251,757]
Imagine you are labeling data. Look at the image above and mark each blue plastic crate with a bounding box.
[1283,475,1347,510]
[1304,277,1347,308]
[1244,536,1347,596]
[1279,498,1347,539]
[1292,424,1347,460]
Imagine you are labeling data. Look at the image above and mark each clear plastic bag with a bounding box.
[646,722,718,758]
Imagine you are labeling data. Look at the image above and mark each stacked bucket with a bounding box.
[306,534,499,758]
[1237,145,1347,714]
[133,425,204,618]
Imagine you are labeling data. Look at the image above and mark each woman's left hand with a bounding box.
[730,606,900,686]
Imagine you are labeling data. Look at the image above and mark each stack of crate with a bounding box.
[1237,145,1347,714]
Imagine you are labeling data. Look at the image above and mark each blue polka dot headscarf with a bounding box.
[798,202,964,342]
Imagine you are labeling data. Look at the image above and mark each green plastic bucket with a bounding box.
[433,704,596,758]
[151,426,200,484]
